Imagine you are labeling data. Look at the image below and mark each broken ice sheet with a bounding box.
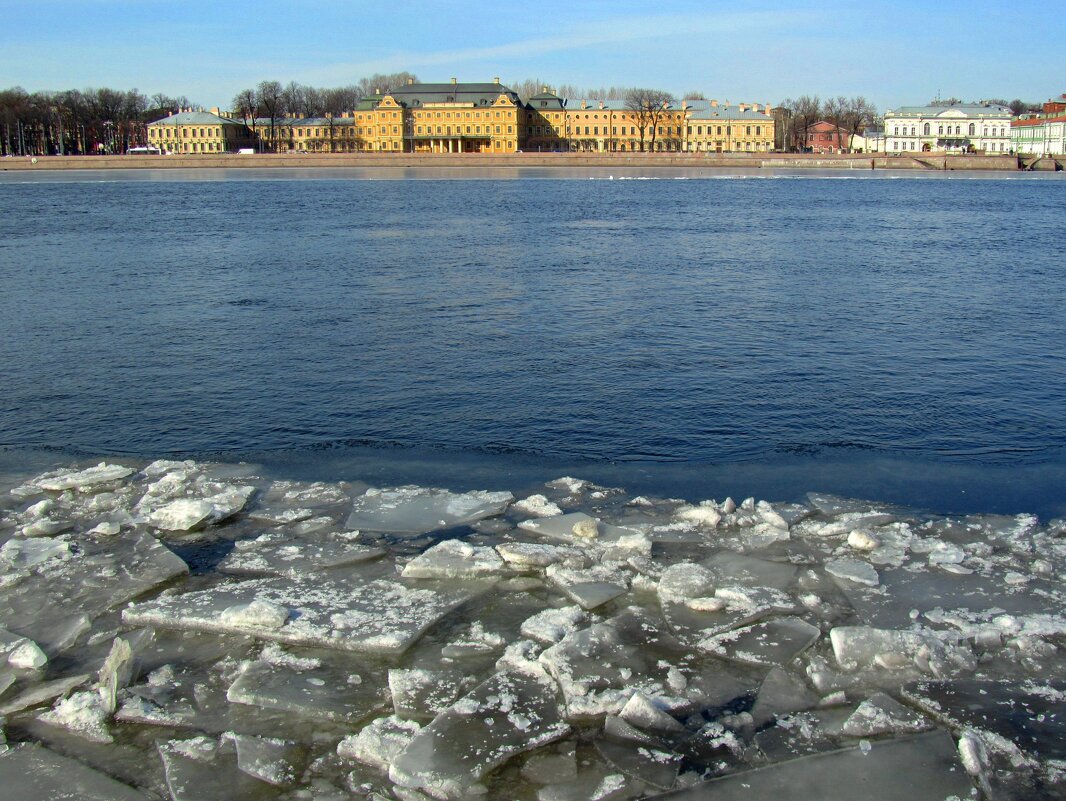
[123,573,495,654]
[0,742,150,800]
[217,535,385,577]
[829,626,975,677]
[388,668,471,721]
[902,679,1066,761]
[518,512,643,547]
[0,531,187,654]
[545,563,630,610]
[595,738,682,791]
[227,657,388,723]
[840,692,932,737]
[698,616,820,667]
[158,736,275,801]
[389,668,570,800]
[650,730,973,801]
[338,715,422,771]
[345,485,513,535]
[32,463,137,494]
[225,732,304,787]
[400,539,509,579]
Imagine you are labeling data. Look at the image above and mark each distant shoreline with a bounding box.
[2,151,1051,172]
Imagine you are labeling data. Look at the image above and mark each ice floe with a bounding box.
[1,460,1064,799]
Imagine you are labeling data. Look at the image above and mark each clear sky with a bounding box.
[2,0,1063,112]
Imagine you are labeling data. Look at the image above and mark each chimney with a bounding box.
[494,77,500,85]
[210,107,220,116]
[739,103,746,113]
[451,77,457,85]
[542,86,548,94]
[711,100,718,108]
[407,77,414,85]
[581,99,587,109]
[681,101,687,110]
[599,101,605,109]
[766,104,773,115]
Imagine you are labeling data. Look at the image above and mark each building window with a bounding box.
[924,123,930,135]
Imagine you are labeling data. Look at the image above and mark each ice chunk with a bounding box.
[0,629,47,669]
[38,689,112,743]
[36,463,136,492]
[648,730,972,800]
[675,503,721,528]
[595,738,681,791]
[539,616,652,721]
[519,512,640,547]
[0,743,150,800]
[338,715,422,771]
[703,551,798,591]
[520,606,587,645]
[226,732,302,786]
[346,485,513,535]
[514,495,564,517]
[657,563,716,605]
[825,558,880,587]
[841,693,932,737]
[847,530,880,551]
[545,563,629,610]
[0,537,71,569]
[618,691,684,732]
[147,498,215,531]
[750,667,821,728]
[441,621,506,658]
[497,542,579,569]
[699,616,820,667]
[158,737,270,801]
[218,536,385,577]
[123,574,494,654]
[0,674,89,716]
[388,669,470,721]
[227,659,387,723]
[546,477,590,494]
[390,669,570,799]
[220,599,290,629]
[829,626,975,676]
[97,636,134,713]
[401,539,508,579]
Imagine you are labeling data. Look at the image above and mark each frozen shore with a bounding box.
[1,457,1064,800]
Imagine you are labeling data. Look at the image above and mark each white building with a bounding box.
[883,103,1012,154]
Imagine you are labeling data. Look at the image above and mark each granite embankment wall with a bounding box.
[0,152,1025,171]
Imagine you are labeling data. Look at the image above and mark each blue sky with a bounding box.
[2,0,1063,112]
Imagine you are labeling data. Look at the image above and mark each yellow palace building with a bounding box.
[148,81,774,155]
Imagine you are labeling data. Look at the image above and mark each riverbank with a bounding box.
[0,151,1032,171]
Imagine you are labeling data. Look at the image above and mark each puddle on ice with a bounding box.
[1,458,1065,799]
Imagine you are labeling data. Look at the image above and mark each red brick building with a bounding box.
[804,120,852,153]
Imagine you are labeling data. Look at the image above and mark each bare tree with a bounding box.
[624,88,674,152]
[779,95,820,151]
[683,90,706,101]
[256,80,285,152]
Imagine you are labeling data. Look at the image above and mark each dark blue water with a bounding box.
[2,168,1065,515]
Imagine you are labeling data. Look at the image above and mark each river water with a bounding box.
[2,167,1064,516]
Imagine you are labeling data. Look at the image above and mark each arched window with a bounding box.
[924,123,930,135]
[968,123,975,135]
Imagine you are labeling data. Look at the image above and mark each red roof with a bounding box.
[1012,114,1066,127]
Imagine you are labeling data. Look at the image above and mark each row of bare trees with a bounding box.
[0,87,190,156]
[230,74,418,151]
[775,95,878,152]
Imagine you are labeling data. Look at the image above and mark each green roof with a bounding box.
[148,110,246,127]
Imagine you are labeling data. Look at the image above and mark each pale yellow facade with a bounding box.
[683,103,775,153]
